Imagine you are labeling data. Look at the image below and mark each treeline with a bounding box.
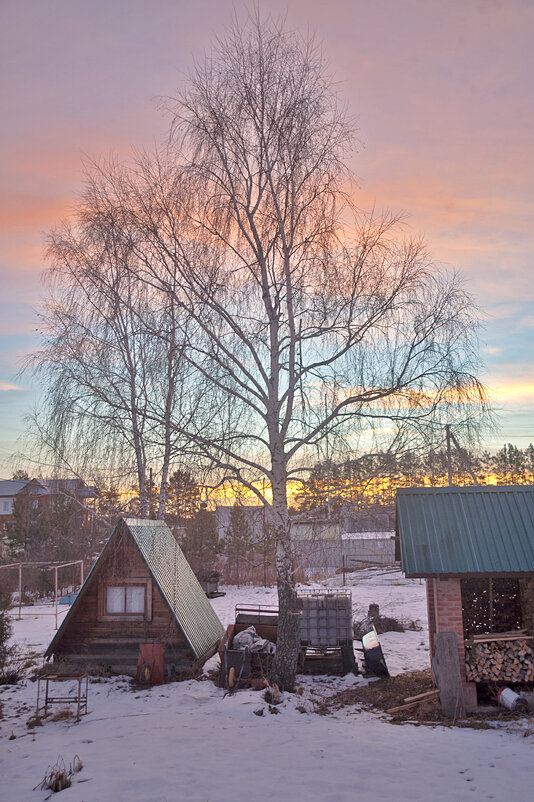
[294,443,534,511]
[3,469,275,586]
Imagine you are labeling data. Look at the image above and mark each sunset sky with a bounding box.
[1,0,532,475]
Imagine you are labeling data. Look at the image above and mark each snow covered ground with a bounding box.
[2,569,534,801]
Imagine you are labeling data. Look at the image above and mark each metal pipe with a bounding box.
[446,424,453,486]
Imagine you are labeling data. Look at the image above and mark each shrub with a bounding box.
[0,591,15,682]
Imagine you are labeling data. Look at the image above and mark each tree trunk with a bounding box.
[270,478,300,692]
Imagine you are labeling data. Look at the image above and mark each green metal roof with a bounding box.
[46,518,224,660]
[396,485,534,577]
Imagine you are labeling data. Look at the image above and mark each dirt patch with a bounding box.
[318,669,534,727]
[320,670,437,720]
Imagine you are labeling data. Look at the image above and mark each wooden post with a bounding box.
[54,566,58,630]
[76,676,82,722]
[18,563,22,619]
[432,631,466,718]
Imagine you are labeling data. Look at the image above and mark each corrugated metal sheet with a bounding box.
[124,519,224,659]
[45,518,224,661]
[396,486,534,577]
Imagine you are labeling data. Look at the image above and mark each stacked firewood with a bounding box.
[465,630,534,683]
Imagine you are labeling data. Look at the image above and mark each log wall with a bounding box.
[50,531,195,676]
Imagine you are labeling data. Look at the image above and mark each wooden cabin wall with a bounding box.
[52,528,194,675]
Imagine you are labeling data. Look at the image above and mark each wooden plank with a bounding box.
[470,635,532,644]
[403,689,440,704]
[386,700,426,714]
[432,631,466,719]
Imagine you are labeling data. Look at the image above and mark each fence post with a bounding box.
[54,566,58,630]
[18,563,22,619]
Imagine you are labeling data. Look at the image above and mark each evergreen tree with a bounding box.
[180,507,219,574]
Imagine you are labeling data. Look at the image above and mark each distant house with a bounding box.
[0,477,98,534]
[39,478,98,503]
[0,479,47,532]
[341,506,395,533]
[45,518,225,676]
[340,531,396,568]
[0,479,32,528]
[397,485,534,711]
[291,520,341,541]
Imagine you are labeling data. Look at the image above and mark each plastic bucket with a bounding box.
[497,686,521,711]
[362,630,380,651]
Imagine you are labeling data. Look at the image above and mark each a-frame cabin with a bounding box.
[45,518,224,677]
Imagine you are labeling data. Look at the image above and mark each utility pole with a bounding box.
[446,424,453,486]
[445,424,480,487]
[325,395,331,520]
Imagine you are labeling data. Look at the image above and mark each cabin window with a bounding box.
[98,578,152,622]
[105,585,145,615]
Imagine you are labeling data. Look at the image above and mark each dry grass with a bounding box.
[353,614,422,640]
[316,669,534,728]
[37,754,83,794]
[50,709,74,722]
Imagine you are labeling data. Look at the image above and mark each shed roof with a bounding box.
[45,518,224,660]
[397,485,534,577]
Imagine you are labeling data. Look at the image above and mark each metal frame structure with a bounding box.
[0,560,84,629]
[36,673,89,721]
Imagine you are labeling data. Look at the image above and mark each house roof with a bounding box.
[45,518,224,661]
[39,479,98,498]
[0,479,30,497]
[397,485,534,578]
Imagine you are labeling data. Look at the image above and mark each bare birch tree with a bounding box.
[29,15,487,690]
[116,16,487,689]
[29,165,196,517]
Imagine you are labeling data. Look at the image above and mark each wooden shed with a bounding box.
[397,485,534,711]
[44,518,225,677]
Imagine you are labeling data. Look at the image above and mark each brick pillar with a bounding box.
[432,577,477,711]
[426,579,437,660]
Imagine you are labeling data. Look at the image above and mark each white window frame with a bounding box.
[98,578,152,622]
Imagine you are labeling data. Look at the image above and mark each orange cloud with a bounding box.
[487,381,534,405]
[0,382,24,392]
